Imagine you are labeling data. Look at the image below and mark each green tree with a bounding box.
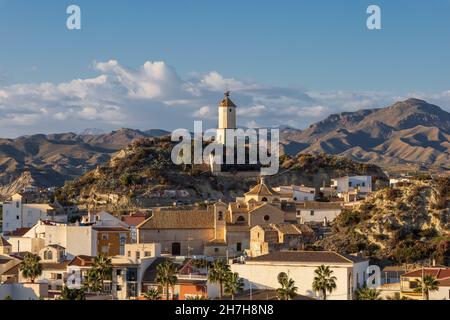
[84,268,103,293]
[155,260,178,300]
[224,272,244,300]
[354,286,382,300]
[208,259,231,299]
[276,272,298,300]
[312,265,337,300]
[60,286,86,300]
[413,275,439,300]
[143,288,162,300]
[84,254,112,293]
[19,253,42,283]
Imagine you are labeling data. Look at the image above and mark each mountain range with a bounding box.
[0,98,448,197]
[280,98,450,170]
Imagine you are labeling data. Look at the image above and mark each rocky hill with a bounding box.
[281,99,450,170]
[56,137,387,209]
[319,177,450,265]
[0,128,169,197]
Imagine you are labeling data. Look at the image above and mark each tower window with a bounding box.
[229,109,232,112]
[264,215,270,222]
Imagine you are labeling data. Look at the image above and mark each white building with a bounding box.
[231,251,369,300]
[81,211,129,228]
[332,176,372,194]
[273,186,316,202]
[216,91,237,145]
[22,221,97,259]
[296,202,342,224]
[2,193,66,234]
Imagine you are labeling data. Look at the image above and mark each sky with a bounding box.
[0,0,450,137]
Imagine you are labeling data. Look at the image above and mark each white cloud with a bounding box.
[0,59,448,138]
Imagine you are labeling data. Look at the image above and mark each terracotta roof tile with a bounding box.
[249,251,367,264]
[138,210,214,230]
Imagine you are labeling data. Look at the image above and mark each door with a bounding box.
[172,242,181,256]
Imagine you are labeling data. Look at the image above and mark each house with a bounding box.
[0,237,12,255]
[35,245,70,295]
[249,224,305,257]
[400,267,450,300]
[67,243,161,300]
[331,176,372,195]
[2,193,67,234]
[231,250,369,300]
[80,211,129,228]
[94,226,131,256]
[295,202,342,224]
[22,220,131,258]
[121,212,148,243]
[141,258,219,300]
[273,185,316,202]
[0,254,21,280]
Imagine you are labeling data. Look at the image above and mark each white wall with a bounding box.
[231,261,368,300]
[0,283,48,300]
[430,286,450,300]
[297,209,341,223]
[333,176,372,193]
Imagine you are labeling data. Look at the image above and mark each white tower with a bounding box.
[217,91,237,145]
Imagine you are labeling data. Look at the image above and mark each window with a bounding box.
[349,182,353,187]
[310,210,315,216]
[44,250,53,260]
[120,234,127,245]
[261,197,268,202]
[264,215,270,222]
[127,251,131,257]
[362,182,366,187]
[16,215,20,220]
[237,216,246,223]
[229,109,232,112]
[101,234,108,241]
[144,251,151,257]
[117,269,122,276]
[236,243,242,252]
[56,274,62,280]
[116,285,122,291]
[214,248,219,253]
[136,251,141,260]
[16,202,19,208]
[218,211,223,221]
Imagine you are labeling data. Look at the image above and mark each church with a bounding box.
[136,178,303,257]
[211,91,265,174]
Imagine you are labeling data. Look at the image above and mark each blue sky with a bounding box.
[0,0,450,137]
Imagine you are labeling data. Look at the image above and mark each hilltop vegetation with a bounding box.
[56,137,387,208]
[319,177,450,265]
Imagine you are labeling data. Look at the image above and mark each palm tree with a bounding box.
[155,260,178,300]
[312,265,337,300]
[276,273,298,300]
[84,268,103,293]
[224,272,244,300]
[92,254,112,292]
[354,286,382,300]
[143,288,162,300]
[60,286,86,300]
[19,252,42,283]
[208,259,231,299]
[413,275,439,300]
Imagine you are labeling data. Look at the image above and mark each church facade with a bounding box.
[136,179,303,257]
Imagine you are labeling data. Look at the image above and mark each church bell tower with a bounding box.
[217,91,237,145]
